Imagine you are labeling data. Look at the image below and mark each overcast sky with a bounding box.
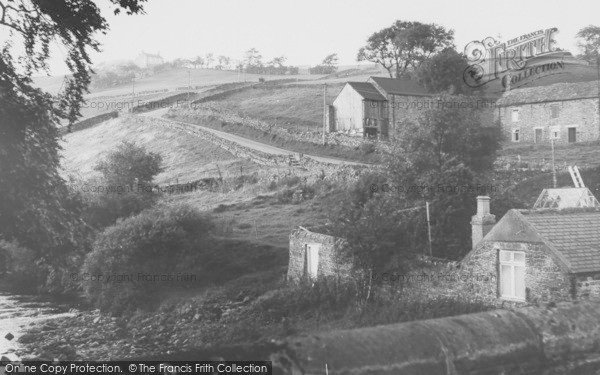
[41,0,600,74]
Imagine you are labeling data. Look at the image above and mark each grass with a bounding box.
[60,114,259,184]
[199,84,343,132]
[499,140,600,169]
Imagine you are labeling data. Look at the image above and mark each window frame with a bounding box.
[499,250,526,301]
[512,128,520,142]
[511,108,520,122]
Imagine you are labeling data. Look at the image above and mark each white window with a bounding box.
[511,108,520,122]
[512,128,520,142]
[306,244,320,279]
[499,250,525,300]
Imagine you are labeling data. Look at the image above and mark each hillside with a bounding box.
[60,115,258,184]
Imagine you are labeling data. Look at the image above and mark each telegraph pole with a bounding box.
[597,56,600,138]
[551,137,557,188]
[322,83,327,145]
[187,69,191,104]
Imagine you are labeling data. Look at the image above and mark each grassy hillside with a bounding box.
[200,84,343,131]
[60,115,258,184]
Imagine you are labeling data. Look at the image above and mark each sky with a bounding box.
[32,0,600,75]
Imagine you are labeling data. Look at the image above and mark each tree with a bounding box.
[358,21,454,78]
[83,142,163,229]
[193,55,205,69]
[216,55,231,70]
[204,53,214,69]
[576,25,600,64]
[244,48,263,73]
[309,53,339,74]
[415,48,470,94]
[328,173,419,301]
[322,53,339,68]
[0,0,146,265]
[385,94,503,258]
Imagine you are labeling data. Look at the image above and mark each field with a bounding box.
[34,68,319,98]
[200,84,343,131]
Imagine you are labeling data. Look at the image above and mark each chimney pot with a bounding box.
[477,196,491,216]
[471,196,496,249]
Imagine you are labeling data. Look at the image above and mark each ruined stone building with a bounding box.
[462,188,600,303]
[287,227,351,282]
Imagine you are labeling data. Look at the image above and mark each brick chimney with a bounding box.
[471,196,496,248]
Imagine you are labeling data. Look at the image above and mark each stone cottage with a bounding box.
[496,81,600,144]
[462,191,600,303]
[287,227,352,282]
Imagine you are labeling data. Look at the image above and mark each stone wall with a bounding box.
[497,97,600,144]
[461,241,573,304]
[287,228,352,282]
[143,116,366,184]
[59,111,119,135]
[270,301,600,374]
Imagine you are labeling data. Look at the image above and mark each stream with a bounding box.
[0,293,78,359]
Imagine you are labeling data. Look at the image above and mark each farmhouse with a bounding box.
[330,76,430,138]
[462,190,600,303]
[287,227,351,282]
[135,51,164,69]
[497,81,600,144]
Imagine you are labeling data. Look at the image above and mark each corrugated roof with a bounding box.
[497,80,600,106]
[369,76,430,96]
[521,210,600,273]
[347,82,387,101]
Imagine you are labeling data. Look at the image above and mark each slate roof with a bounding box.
[347,82,387,101]
[497,80,600,107]
[520,210,600,274]
[369,76,430,96]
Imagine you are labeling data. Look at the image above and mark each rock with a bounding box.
[193,313,201,321]
[5,332,14,341]
[17,333,37,344]
[93,317,101,324]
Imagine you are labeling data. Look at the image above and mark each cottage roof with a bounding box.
[368,76,430,97]
[482,208,600,274]
[346,82,387,101]
[497,80,600,107]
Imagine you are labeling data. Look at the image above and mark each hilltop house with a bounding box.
[135,51,164,69]
[496,81,600,144]
[287,227,352,282]
[330,76,431,138]
[462,189,600,303]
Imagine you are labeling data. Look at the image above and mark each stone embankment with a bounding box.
[270,301,600,374]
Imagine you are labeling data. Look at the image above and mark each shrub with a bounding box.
[0,240,44,293]
[81,204,215,314]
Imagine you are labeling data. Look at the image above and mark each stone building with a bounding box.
[496,81,600,144]
[134,51,164,69]
[330,76,430,138]
[287,227,352,282]
[462,191,600,303]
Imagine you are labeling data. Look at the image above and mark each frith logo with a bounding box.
[463,28,562,89]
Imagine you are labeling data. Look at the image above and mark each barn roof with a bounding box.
[369,76,430,96]
[497,80,600,106]
[346,82,387,101]
[481,208,600,274]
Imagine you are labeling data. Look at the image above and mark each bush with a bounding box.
[81,204,215,314]
[0,240,44,293]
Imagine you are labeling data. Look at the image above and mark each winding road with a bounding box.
[140,108,368,166]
